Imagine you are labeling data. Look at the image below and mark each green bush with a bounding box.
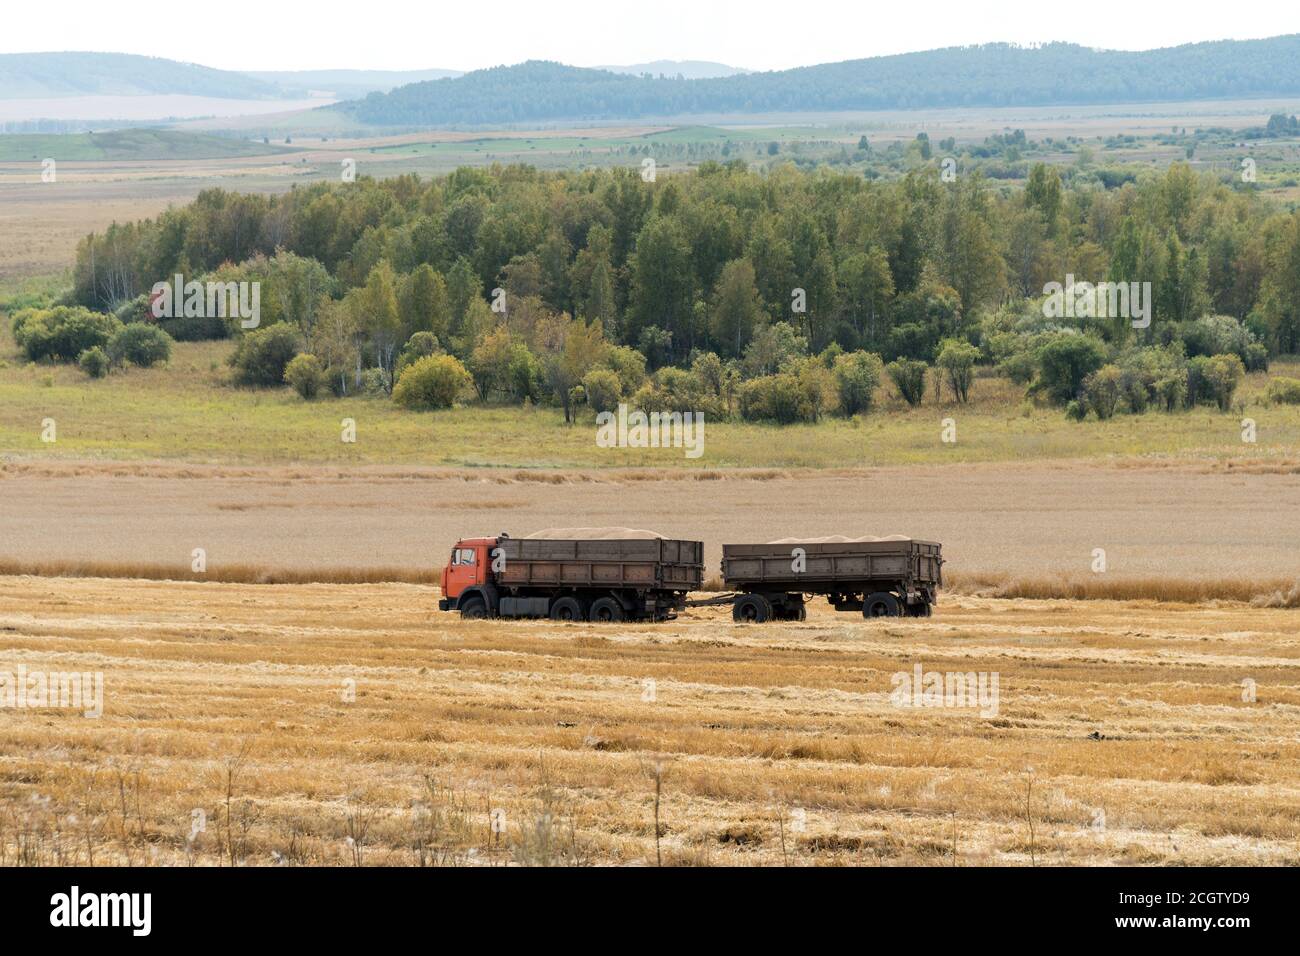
[108,322,173,368]
[228,323,301,387]
[12,306,121,362]
[1266,376,1300,405]
[581,368,622,414]
[1202,353,1246,411]
[392,354,472,410]
[832,351,884,416]
[738,373,813,423]
[886,359,928,407]
[1083,364,1122,419]
[78,346,110,379]
[936,339,980,403]
[1065,399,1087,421]
[284,353,327,400]
[1036,334,1107,405]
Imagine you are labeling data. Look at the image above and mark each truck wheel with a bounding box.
[733,594,773,623]
[863,592,901,618]
[794,603,807,622]
[589,597,625,623]
[549,596,585,622]
[459,596,488,620]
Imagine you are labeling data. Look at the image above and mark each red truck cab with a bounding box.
[439,537,497,612]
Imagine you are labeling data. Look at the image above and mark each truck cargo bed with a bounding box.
[497,537,704,591]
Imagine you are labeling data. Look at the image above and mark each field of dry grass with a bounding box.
[1,575,1296,866]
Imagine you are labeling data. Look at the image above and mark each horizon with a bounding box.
[1,0,1296,73]
[6,33,1300,81]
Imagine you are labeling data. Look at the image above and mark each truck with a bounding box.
[715,538,943,621]
[438,533,704,622]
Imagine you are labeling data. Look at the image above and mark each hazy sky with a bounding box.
[3,0,1296,72]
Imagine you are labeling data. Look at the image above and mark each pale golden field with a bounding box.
[1,575,1297,866]
[2,458,1300,602]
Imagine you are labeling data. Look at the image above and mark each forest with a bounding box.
[337,38,1300,126]
[30,156,1300,424]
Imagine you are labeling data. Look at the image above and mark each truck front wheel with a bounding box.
[460,596,488,619]
[863,592,901,618]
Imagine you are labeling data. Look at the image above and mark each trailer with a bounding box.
[438,532,704,622]
[715,538,943,621]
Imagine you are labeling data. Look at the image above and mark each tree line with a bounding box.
[58,157,1300,421]
[335,38,1300,127]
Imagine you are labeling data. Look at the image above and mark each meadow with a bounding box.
[3,330,1300,468]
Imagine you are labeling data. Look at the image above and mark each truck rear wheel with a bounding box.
[863,592,901,618]
[733,594,773,623]
[549,596,585,622]
[589,597,625,623]
[459,596,488,620]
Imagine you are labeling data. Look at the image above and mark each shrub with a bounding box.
[1083,364,1122,419]
[396,331,442,377]
[998,350,1038,385]
[392,354,472,410]
[228,323,301,387]
[582,368,622,414]
[1036,334,1107,405]
[12,306,121,362]
[1266,376,1300,405]
[832,351,884,416]
[284,353,327,400]
[1243,342,1269,373]
[1065,399,1087,421]
[108,322,173,368]
[886,359,928,407]
[78,346,110,379]
[359,367,390,396]
[1202,353,1246,411]
[738,373,813,423]
[935,339,980,403]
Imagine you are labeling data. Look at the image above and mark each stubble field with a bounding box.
[1,575,1297,866]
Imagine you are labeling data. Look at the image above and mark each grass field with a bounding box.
[1,575,1295,866]
[3,332,1300,468]
[0,130,289,163]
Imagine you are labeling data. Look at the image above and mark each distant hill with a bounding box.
[0,52,282,99]
[338,37,1300,126]
[244,68,463,98]
[594,60,749,79]
[0,128,287,162]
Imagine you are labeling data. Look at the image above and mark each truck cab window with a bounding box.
[459,548,476,565]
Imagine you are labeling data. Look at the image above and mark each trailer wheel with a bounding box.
[549,596,585,622]
[589,597,625,623]
[733,594,773,623]
[794,603,807,621]
[863,592,901,618]
[459,596,488,620]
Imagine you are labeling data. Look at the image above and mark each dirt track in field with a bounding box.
[0,575,1297,866]
[3,458,1299,585]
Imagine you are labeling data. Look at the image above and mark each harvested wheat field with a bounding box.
[5,459,1300,602]
[1,574,1297,866]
